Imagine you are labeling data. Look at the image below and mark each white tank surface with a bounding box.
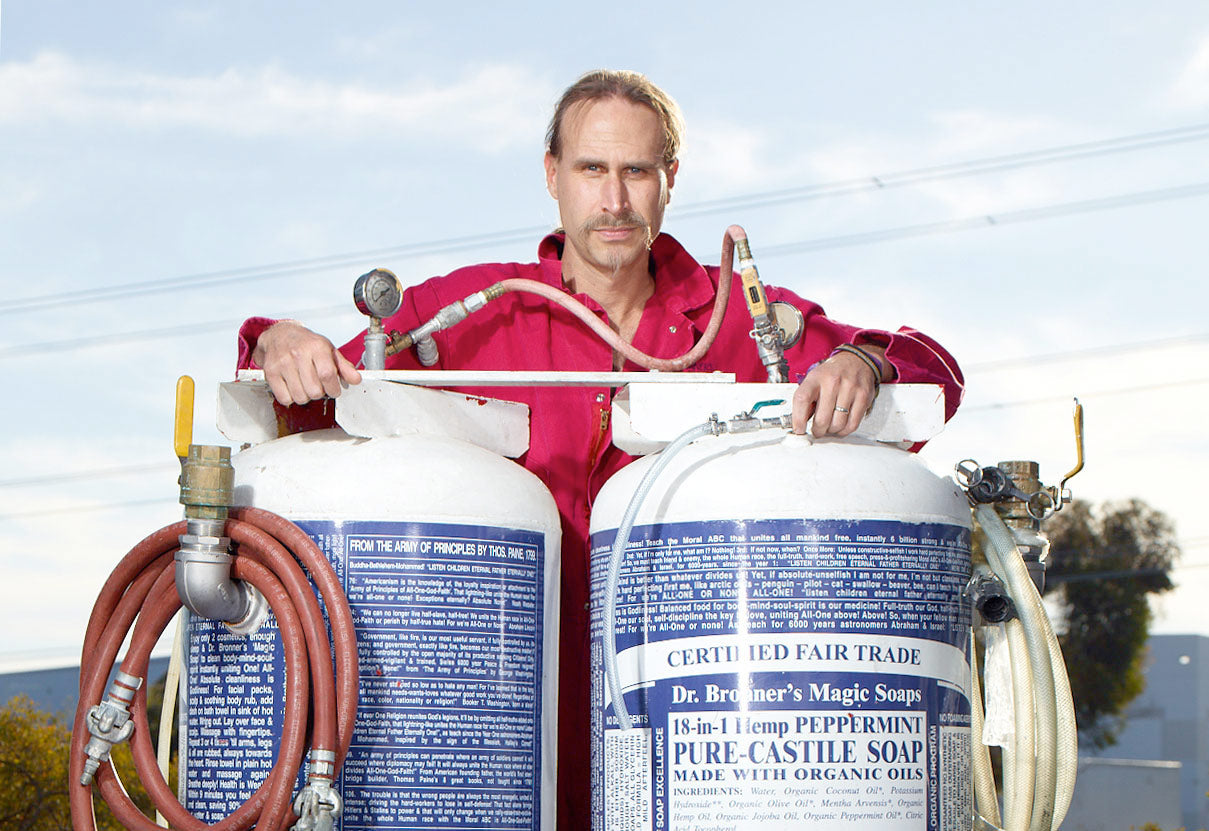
[589,430,972,831]
[231,426,557,522]
[183,422,561,831]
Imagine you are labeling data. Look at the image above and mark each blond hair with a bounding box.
[546,70,684,167]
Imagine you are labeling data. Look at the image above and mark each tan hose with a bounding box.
[499,225,748,370]
[394,226,750,371]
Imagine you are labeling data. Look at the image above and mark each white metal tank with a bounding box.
[589,429,972,831]
[182,383,561,831]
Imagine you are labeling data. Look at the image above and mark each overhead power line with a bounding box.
[966,332,1209,372]
[5,180,1209,361]
[0,496,178,522]
[2,356,1206,497]
[1047,568,1169,585]
[964,375,1209,412]
[0,461,177,489]
[1050,557,1209,582]
[0,304,349,359]
[0,227,549,317]
[3,121,1209,317]
[675,121,1209,218]
[756,180,1209,259]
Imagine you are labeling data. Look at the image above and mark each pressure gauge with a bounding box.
[353,268,403,319]
[770,301,804,348]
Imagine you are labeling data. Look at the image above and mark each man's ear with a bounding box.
[665,159,679,203]
[544,152,559,200]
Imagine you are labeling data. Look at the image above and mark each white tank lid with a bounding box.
[219,374,530,458]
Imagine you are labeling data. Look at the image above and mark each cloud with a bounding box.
[803,110,1072,218]
[1165,31,1209,110]
[927,110,1060,159]
[0,52,555,151]
[677,119,784,194]
[0,180,41,218]
[682,110,1065,216]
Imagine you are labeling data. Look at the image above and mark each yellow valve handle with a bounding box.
[734,238,771,320]
[1060,398,1085,489]
[174,375,195,459]
[740,265,771,319]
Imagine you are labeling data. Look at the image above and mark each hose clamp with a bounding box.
[291,776,342,831]
[307,749,339,779]
[80,671,143,785]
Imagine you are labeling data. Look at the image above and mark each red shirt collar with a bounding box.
[535,231,717,316]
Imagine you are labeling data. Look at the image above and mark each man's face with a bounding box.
[544,96,677,280]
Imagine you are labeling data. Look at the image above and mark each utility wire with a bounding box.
[1049,554,1209,582]
[0,227,548,317]
[5,179,1209,361]
[0,496,178,521]
[964,375,1209,411]
[4,121,1209,317]
[674,121,1209,218]
[2,368,1205,499]
[756,180,1209,259]
[967,332,1209,372]
[0,462,177,488]
[0,304,351,359]
[1048,568,1167,584]
[3,127,1207,493]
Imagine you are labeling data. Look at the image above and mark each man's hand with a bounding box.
[791,346,889,437]
[253,320,362,406]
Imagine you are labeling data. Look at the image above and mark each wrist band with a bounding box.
[855,343,884,378]
[829,343,882,395]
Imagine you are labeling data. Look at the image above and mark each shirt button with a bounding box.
[669,325,678,333]
[596,393,606,403]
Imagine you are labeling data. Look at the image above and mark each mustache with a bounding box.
[581,211,650,233]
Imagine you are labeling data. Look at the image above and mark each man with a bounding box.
[238,70,963,827]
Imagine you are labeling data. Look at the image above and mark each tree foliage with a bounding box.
[1043,498,1179,749]
[0,695,73,831]
[0,689,172,831]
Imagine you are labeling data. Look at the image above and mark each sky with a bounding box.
[2,1,1208,668]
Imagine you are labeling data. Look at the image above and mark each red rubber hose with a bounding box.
[494,225,748,372]
[69,508,357,831]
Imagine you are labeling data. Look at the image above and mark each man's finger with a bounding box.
[811,386,841,437]
[792,382,819,434]
[336,350,363,387]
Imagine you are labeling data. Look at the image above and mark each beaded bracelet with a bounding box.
[829,343,883,395]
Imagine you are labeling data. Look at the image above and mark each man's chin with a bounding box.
[595,245,647,274]
[565,232,650,276]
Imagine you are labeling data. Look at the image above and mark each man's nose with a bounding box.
[601,173,629,214]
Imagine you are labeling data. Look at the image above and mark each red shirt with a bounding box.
[237,232,964,828]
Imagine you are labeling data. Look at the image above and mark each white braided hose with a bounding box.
[977,504,1076,831]
[1004,618,1036,831]
[1045,602,1079,829]
[603,422,715,730]
[969,632,1002,828]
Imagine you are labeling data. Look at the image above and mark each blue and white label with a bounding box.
[590,518,971,831]
[184,520,546,831]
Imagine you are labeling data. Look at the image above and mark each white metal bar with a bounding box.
[235,369,738,387]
